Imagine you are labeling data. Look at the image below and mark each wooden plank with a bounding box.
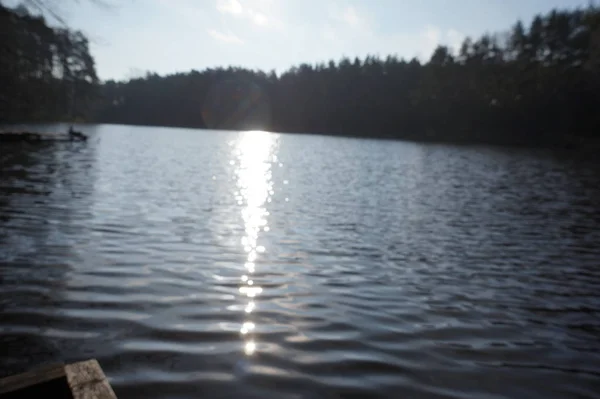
[69,379,116,399]
[0,363,65,395]
[65,360,117,399]
[65,360,105,385]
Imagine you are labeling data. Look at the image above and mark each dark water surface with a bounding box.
[1,125,600,398]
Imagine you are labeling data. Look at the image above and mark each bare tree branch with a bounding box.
[18,0,115,26]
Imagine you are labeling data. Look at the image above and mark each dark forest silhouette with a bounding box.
[2,3,600,146]
[0,4,98,123]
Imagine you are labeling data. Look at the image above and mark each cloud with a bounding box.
[420,26,442,59]
[310,19,465,67]
[216,0,243,15]
[214,0,279,28]
[329,5,368,31]
[446,29,466,53]
[248,10,268,26]
[417,26,466,58]
[207,29,244,44]
[322,24,338,43]
[342,6,361,27]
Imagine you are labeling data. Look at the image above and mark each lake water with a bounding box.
[1,124,599,398]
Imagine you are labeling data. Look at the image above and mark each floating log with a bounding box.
[0,359,117,399]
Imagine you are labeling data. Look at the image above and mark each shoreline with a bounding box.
[3,121,599,151]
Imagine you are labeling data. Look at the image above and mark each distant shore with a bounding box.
[5,121,599,152]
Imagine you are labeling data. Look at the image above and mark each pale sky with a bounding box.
[9,0,591,80]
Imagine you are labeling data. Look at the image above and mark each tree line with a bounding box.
[3,3,600,146]
[0,3,98,124]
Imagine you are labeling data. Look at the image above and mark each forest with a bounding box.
[2,3,599,146]
[0,3,98,123]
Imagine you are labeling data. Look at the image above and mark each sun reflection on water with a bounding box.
[233,130,278,357]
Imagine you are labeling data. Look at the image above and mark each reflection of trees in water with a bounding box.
[0,128,98,376]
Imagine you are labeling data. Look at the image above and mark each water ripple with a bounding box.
[1,125,600,398]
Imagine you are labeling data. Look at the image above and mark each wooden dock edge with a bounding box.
[0,359,117,399]
[65,359,117,399]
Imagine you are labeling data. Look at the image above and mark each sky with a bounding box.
[9,0,592,80]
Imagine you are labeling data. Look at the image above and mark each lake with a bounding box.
[1,124,599,398]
